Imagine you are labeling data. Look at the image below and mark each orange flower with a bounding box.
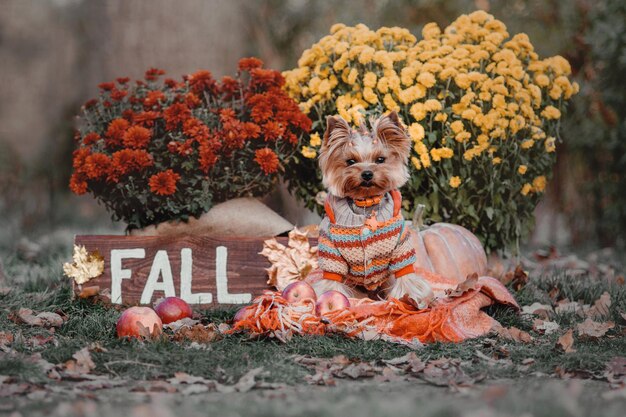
[262,121,285,141]
[255,148,279,174]
[98,82,115,91]
[133,111,160,127]
[144,90,166,108]
[105,118,130,147]
[144,68,165,81]
[187,70,217,95]
[163,102,191,130]
[69,173,88,195]
[238,57,263,71]
[123,125,152,148]
[242,122,261,139]
[82,132,101,146]
[183,118,210,142]
[149,169,180,196]
[83,153,111,180]
[108,149,153,182]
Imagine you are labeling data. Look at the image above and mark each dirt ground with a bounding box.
[1,376,624,417]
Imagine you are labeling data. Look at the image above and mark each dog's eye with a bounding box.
[375,157,386,164]
[346,159,356,166]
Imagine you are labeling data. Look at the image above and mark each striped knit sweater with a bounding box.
[318,190,417,290]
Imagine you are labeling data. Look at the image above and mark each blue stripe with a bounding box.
[318,243,341,256]
[348,262,391,276]
[389,256,417,272]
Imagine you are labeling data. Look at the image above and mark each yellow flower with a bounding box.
[450,120,464,134]
[518,165,527,175]
[383,94,400,112]
[420,152,431,168]
[410,103,427,121]
[455,131,471,142]
[422,22,441,40]
[534,73,550,87]
[417,72,436,88]
[411,156,422,170]
[434,112,448,122]
[347,68,359,85]
[310,133,321,147]
[377,77,389,94]
[541,105,561,120]
[408,123,425,142]
[544,136,556,153]
[521,183,532,196]
[363,72,377,88]
[363,87,379,104]
[455,73,471,89]
[521,139,534,149]
[424,99,442,112]
[449,176,461,188]
[492,157,502,165]
[414,141,428,156]
[301,146,317,159]
[532,176,547,192]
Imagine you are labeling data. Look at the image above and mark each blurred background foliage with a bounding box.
[0,0,624,250]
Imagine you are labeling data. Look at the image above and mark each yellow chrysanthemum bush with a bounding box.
[282,11,579,252]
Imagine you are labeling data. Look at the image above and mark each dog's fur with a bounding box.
[314,112,433,307]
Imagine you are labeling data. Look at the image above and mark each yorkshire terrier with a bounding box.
[314,111,433,308]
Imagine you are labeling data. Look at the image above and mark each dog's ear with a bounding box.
[323,115,351,148]
[373,111,411,160]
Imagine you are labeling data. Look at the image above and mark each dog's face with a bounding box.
[318,112,411,199]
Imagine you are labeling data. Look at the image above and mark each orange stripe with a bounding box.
[394,264,414,278]
[323,272,344,282]
[324,197,336,224]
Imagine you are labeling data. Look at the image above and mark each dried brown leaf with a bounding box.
[63,245,104,285]
[502,265,528,291]
[577,318,615,339]
[260,228,319,290]
[421,358,476,387]
[533,319,560,335]
[13,308,63,328]
[587,292,611,319]
[522,302,554,319]
[493,324,532,343]
[445,273,479,298]
[556,329,576,353]
[64,347,96,375]
[172,324,221,344]
[78,286,100,298]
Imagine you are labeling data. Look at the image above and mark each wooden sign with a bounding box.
[74,235,297,309]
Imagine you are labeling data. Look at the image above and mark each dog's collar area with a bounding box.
[352,194,384,208]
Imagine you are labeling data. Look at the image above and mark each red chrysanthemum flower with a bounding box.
[185,92,201,108]
[133,111,160,127]
[69,173,88,195]
[144,90,166,109]
[220,76,240,99]
[116,77,130,85]
[242,122,261,140]
[145,68,166,81]
[164,78,178,88]
[262,121,285,141]
[122,125,152,149]
[149,169,180,196]
[187,70,217,95]
[110,89,128,101]
[105,118,130,147]
[108,149,153,182]
[72,148,91,171]
[249,68,284,89]
[163,102,192,130]
[83,153,111,180]
[238,57,263,71]
[98,82,115,91]
[183,118,210,142]
[84,98,97,109]
[82,132,101,146]
[254,148,279,175]
[198,138,220,172]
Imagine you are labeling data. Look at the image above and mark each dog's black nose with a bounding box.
[361,170,374,181]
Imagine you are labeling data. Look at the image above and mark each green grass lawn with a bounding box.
[0,233,625,416]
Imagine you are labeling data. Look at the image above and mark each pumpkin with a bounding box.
[407,205,488,283]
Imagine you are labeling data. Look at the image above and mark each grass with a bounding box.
[0,239,624,388]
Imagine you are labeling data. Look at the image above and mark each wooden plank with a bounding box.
[73,235,311,309]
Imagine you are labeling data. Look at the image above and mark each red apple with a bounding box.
[116,307,163,339]
[315,290,350,316]
[233,306,254,323]
[281,281,317,304]
[154,297,193,324]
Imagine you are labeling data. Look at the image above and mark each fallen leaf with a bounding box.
[13,309,63,328]
[492,324,532,343]
[63,245,104,285]
[163,317,200,332]
[555,301,583,315]
[533,319,560,335]
[446,273,479,297]
[522,302,554,319]
[172,323,221,344]
[420,358,477,388]
[260,228,318,290]
[78,286,100,298]
[587,292,611,319]
[556,329,576,353]
[577,318,615,339]
[64,347,97,375]
[384,352,425,374]
[0,332,14,347]
[502,265,528,291]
